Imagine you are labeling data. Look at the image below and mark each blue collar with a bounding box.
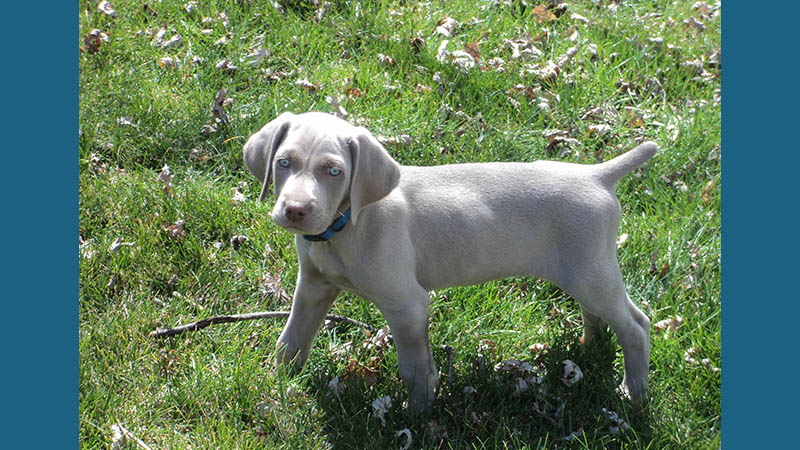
[303,208,351,242]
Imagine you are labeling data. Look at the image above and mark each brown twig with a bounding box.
[149,311,377,338]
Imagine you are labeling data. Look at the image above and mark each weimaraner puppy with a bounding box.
[243,111,655,410]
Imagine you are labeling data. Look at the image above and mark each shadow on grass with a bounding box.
[303,330,653,449]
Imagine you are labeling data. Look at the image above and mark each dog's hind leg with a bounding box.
[561,263,650,403]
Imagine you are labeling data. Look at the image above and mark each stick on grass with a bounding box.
[149,311,377,338]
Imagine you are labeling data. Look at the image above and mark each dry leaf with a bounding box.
[503,38,542,61]
[161,34,182,49]
[464,41,481,61]
[435,16,458,36]
[295,78,319,93]
[157,165,174,195]
[528,342,550,353]
[701,178,716,203]
[215,59,237,75]
[84,29,109,54]
[653,316,683,333]
[158,56,179,68]
[561,360,583,386]
[327,376,346,396]
[570,13,589,24]
[108,237,134,253]
[344,87,363,98]
[230,235,248,250]
[110,424,126,450]
[231,187,245,204]
[377,53,395,66]
[211,89,231,125]
[587,124,612,137]
[326,96,348,118]
[165,220,185,241]
[601,408,630,434]
[396,429,412,450]
[616,233,629,248]
[98,1,117,17]
[409,36,425,52]
[531,4,557,23]
[371,395,392,426]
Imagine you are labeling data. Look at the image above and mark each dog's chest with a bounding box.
[307,244,359,292]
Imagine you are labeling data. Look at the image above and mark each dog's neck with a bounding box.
[302,208,351,242]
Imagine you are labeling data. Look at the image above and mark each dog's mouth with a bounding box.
[269,211,329,236]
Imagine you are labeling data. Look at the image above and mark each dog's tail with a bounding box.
[594,141,658,188]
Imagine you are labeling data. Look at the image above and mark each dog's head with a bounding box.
[243,112,401,236]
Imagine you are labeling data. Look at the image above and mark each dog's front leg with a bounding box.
[375,287,439,412]
[276,266,340,371]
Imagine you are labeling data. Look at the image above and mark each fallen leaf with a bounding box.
[326,96,348,118]
[231,187,245,204]
[211,89,231,125]
[377,134,412,147]
[98,1,117,17]
[653,316,684,333]
[377,53,395,66]
[165,220,185,241]
[295,78,319,93]
[84,29,109,54]
[409,36,425,52]
[570,13,589,24]
[435,16,458,36]
[601,408,630,434]
[110,424,126,450]
[414,84,432,94]
[161,34,182,49]
[684,16,705,32]
[531,4,557,23]
[327,376,346,396]
[158,56,179,68]
[464,40,481,61]
[230,235,248,250]
[561,360,583,386]
[587,124,612,137]
[371,395,392,426]
[528,342,550,353]
[157,164,174,195]
[503,38,542,61]
[214,59,237,75]
[344,86,363,98]
[396,429,412,450]
[616,233,629,248]
[108,237,134,253]
[701,178,716,203]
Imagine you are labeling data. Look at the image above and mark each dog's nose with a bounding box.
[284,202,311,223]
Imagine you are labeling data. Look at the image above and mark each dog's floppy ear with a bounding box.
[243,112,293,202]
[347,128,401,225]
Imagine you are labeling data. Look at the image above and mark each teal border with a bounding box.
[6,2,797,449]
[3,3,78,448]
[722,3,798,448]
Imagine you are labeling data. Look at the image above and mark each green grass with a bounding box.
[79,1,720,448]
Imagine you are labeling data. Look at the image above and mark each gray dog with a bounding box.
[244,111,656,410]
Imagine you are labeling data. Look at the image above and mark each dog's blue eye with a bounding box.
[277,158,290,168]
[328,167,342,176]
